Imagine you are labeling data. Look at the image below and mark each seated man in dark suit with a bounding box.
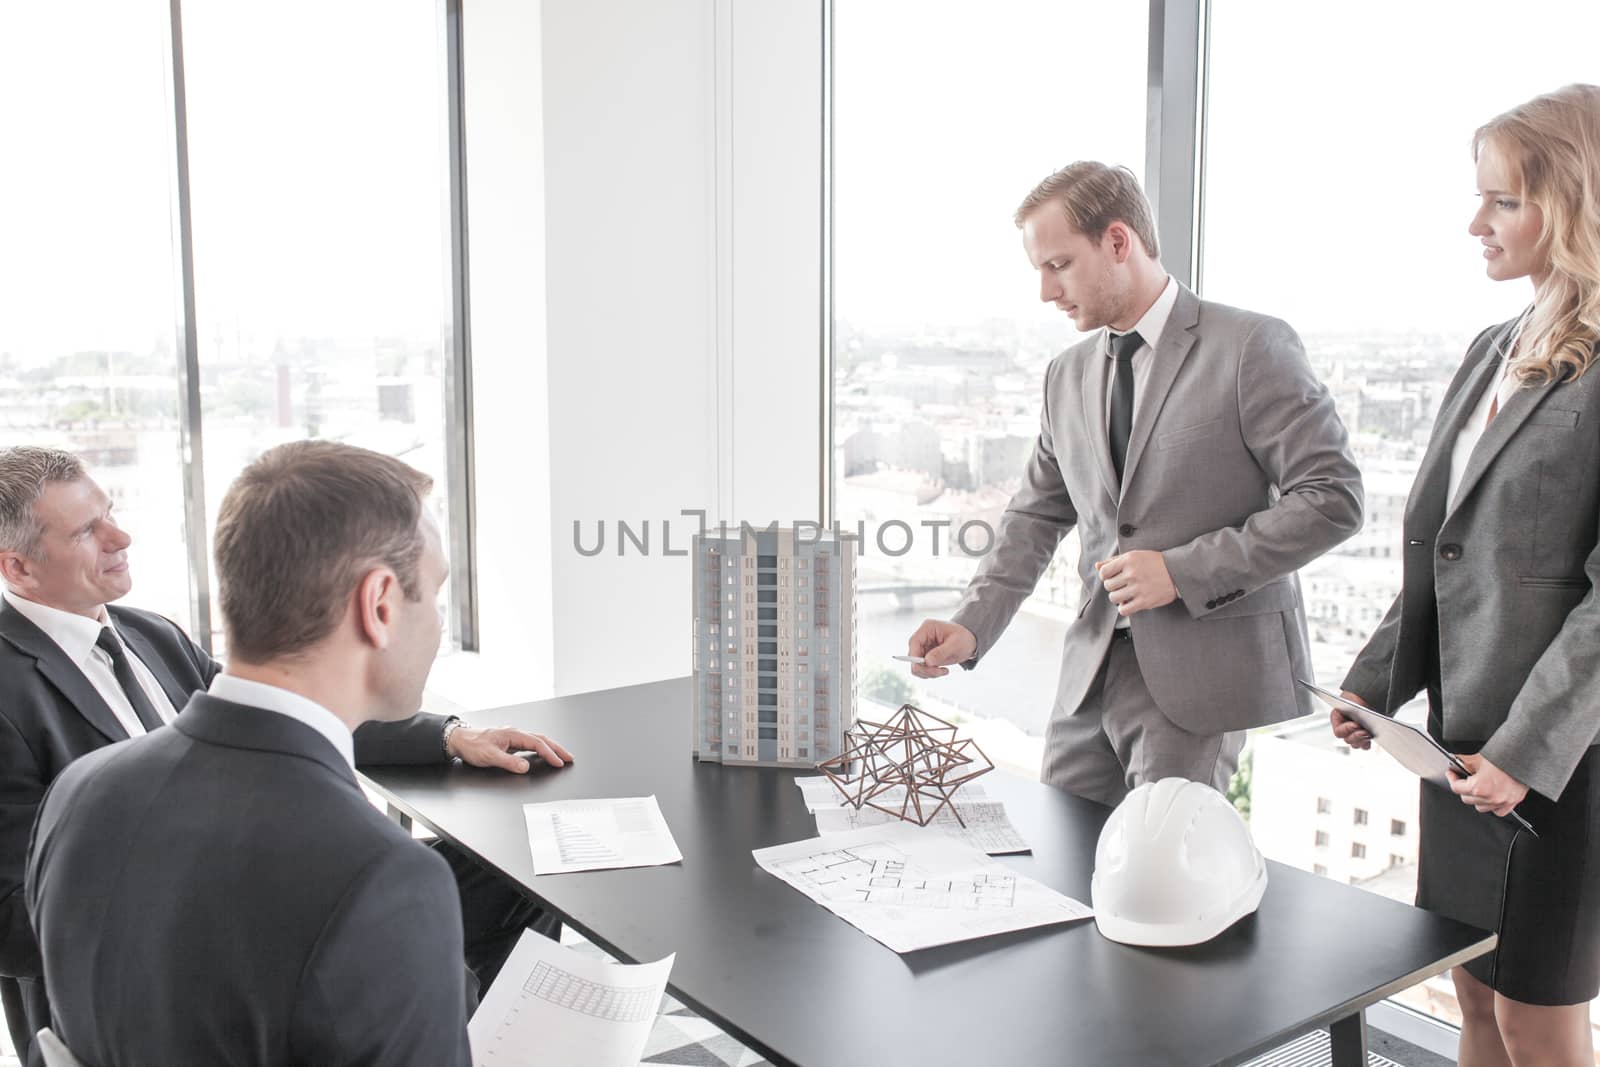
[0,445,571,1060]
[26,440,505,1064]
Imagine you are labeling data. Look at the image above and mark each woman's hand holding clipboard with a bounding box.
[1300,679,1538,837]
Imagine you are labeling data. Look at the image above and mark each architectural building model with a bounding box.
[692,526,857,767]
[818,703,993,826]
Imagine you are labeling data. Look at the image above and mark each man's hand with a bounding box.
[448,726,574,773]
[905,620,977,679]
[1095,551,1177,616]
[1330,691,1374,750]
[1449,753,1529,817]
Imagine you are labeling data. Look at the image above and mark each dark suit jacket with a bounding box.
[0,599,450,979]
[25,693,470,1065]
[1344,320,1600,801]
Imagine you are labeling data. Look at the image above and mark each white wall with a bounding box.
[723,0,824,524]
[443,0,823,706]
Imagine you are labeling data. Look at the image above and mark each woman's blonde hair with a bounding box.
[1474,83,1600,386]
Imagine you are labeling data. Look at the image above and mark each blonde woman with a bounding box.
[1335,84,1600,1067]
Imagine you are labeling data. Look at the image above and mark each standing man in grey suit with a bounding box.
[907,162,1363,804]
[27,441,478,1065]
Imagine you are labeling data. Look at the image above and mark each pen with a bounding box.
[1507,810,1539,838]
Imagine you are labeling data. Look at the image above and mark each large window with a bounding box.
[833,0,1146,771]
[1202,0,1600,1036]
[0,1,469,652]
[0,2,192,625]
[182,0,461,649]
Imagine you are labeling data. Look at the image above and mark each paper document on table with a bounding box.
[753,823,1090,954]
[813,799,1030,855]
[793,775,988,814]
[523,796,682,874]
[468,929,673,1067]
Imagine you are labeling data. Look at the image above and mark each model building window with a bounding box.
[1314,831,1329,848]
[1390,819,1406,836]
[1316,797,1332,814]
[1351,843,1367,859]
[1353,809,1369,826]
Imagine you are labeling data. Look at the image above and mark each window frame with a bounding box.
[160,0,478,653]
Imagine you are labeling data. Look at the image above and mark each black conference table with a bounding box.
[361,677,1494,1067]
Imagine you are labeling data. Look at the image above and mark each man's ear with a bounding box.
[0,551,34,590]
[354,567,398,650]
[1105,221,1134,262]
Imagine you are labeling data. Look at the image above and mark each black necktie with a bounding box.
[96,627,165,733]
[1108,329,1144,483]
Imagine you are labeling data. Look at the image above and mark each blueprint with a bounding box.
[469,929,673,1066]
[793,774,989,813]
[523,796,682,875]
[753,823,1091,953]
[812,798,1031,855]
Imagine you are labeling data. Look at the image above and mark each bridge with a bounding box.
[856,584,966,609]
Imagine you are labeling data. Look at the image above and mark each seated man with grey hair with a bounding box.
[0,444,571,1061]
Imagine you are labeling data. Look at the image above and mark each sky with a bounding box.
[0,0,447,361]
[3,0,1599,357]
[833,0,1600,335]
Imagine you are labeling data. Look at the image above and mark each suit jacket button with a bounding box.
[1205,599,1217,610]
[1119,523,1136,537]
[1439,544,1463,561]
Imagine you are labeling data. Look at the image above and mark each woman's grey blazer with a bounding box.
[1343,318,1600,801]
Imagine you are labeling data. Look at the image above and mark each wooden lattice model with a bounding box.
[816,703,993,827]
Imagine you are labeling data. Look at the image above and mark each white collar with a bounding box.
[207,673,356,770]
[2,589,111,667]
[1105,275,1180,358]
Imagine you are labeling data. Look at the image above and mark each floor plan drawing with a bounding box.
[853,870,1016,910]
[811,798,1030,855]
[753,823,1092,953]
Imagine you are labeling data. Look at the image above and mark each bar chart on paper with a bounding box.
[551,812,623,867]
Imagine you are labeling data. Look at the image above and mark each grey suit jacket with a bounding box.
[1343,318,1600,802]
[952,285,1363,734]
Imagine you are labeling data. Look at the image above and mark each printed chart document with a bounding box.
[469,929,673,1067]
[523,796,682,875]
[754,822,1091,954]
[813,799,1030,855]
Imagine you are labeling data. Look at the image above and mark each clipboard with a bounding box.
[1297,679,1537,838]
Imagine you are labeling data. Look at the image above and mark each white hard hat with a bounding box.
[1091,777,1268,947]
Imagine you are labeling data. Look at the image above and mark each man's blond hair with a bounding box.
[1014,161,1160,259]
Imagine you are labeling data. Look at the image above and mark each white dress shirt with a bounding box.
[3,589,178,737]
[1103,276,1181,627]
[207,673,356,770]
[1448,309,1532,511]
[1103,274,1181,428]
